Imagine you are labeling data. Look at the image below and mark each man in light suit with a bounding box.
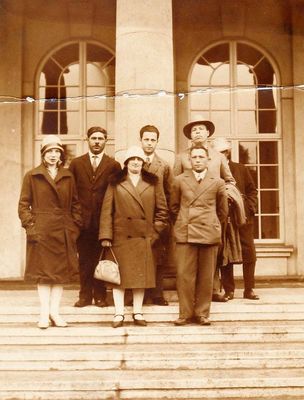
[140,125,173,305]
[171,145,228,326]
[174,116,235,302]
[213,137,259,300]
[69,126,121,308]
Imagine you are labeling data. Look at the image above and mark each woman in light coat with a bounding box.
[99,146,168,328]
[18,135,82,329]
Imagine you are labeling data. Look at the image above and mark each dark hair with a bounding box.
[139,125,160,139]
[87,126,107,139]
[189,144,209,157]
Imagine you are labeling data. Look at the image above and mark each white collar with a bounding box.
[89,151,104,160]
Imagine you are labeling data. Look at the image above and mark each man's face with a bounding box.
[140,131,158,155]
[190,124,209,144]
[88,132,107,154]
[190,148,208,172]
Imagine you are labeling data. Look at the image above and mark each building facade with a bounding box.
[0,0,303,279]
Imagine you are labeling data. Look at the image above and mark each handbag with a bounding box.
[94,247,121,285]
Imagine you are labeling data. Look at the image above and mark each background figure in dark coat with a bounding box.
[171,145,228,326]
[139,125,173,306]
[213,137,259,300]
[69,126,121,308]
[18,135,82,329]
[99,146,168,328]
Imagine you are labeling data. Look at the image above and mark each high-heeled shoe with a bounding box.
[49,315,68,327]
[132,313,147,326]
[112,314,124,328]
[37,318,49,329]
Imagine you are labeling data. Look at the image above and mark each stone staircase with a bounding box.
[0,287,303,399]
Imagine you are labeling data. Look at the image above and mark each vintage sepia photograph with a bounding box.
[0,0,303,399]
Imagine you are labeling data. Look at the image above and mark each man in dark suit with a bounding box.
[69,126,121,307]
[171,145,228,326]
[139,125,173,305]
[213,137,259,300]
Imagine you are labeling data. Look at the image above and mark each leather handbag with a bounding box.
[94,247,121,285]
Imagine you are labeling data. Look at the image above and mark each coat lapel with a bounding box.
[94,154,110,181]
[81,153,94,180]
[120,178,145,211]
[147,154,161,175]
[184,170,216,205]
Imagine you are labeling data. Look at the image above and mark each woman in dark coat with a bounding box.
[18,135,82,329]
[99,146,168,328]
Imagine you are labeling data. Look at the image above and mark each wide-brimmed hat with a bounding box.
[40,135,64,156]
[212,137,232,153]
[123,146,146,164]
[183,115,215,139]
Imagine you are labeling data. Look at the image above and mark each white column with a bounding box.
[115,0,175,165]
[292,3,304,275]
[0,8,24,278]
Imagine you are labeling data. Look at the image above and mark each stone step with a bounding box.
[0,324,303,345]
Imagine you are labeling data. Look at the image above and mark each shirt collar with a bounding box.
[89,151,104,160]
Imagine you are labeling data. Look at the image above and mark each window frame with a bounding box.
[188,40,284,244]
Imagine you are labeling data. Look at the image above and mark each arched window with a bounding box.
[189,41,282,241]
[35,41,115,165]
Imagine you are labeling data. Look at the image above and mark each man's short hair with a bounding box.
[139,125,160,139]
[189,144,209,157]
[87,126,107,139]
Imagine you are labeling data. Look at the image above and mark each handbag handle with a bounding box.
[99,246,118,264]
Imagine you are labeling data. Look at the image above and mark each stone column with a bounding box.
[0,5,24,278]
[292,2,304,275]
[115,0,175,166]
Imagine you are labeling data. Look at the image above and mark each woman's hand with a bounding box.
[101,239,112,247]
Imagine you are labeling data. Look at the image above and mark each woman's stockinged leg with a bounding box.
[112,288,125,327]
[49,285,67,327]
[37,283,51,329]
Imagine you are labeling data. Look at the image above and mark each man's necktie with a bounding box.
[92,155,98,172]
[146,157,151,167]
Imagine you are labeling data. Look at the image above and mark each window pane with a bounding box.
[52,43,79,69]
[204,43,229,64]
[39,111,58,135]
[62,87,80,111]
[237,88,256,109]
[63,111,80,135]
[254,216,259,239]
[239,142,258,164]
[210,111,230,135]
[87,63,106,86]
[210,90,230,109]
[87,87,107,111]
[189,91,210,110]
[62,64,79,86]
[260,141,278,164]
[236,64,256,86]
[260,166,278,188]
[247,166,258,187]
[254,58,275,85]
[237,43,263,67]
[257,110,277,133]
[86,111,107,131]
[211,64,230,85]
[191,63,213,86]
[261,191,279,213]
[261,216,279,239]
[238,111,257,135]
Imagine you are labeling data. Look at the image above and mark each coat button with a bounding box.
[127,235,132,239]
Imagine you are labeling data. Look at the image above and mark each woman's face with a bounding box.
[127,157,143,174]
[43,148,62,167]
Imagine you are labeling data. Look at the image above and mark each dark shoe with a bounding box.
[244,290,259,300]
[132,313,147,326]
[112,314,124,328]
[225,291,234,300]
[74,299,92,307]
[196,316,211,326]
[95,299,108,307]
[152,297,169,306]
[212,293,229,302]
[174,317,191,326]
